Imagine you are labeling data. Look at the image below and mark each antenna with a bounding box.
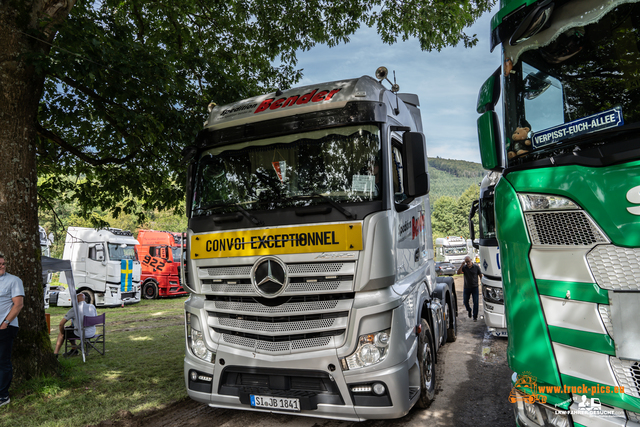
[374,66,400,93]
[374,67,401,115]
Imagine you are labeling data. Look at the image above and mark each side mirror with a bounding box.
[477,68,505,172]
[401,132,429,198]
[477,67,501,114]
[469,199,479,249]
[477,111,505,171]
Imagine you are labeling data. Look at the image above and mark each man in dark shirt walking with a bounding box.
[457,256,482,322]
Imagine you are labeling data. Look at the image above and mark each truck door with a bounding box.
[86,243,107,292]
[392,142,425,279]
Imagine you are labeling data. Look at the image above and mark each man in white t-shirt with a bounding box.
[53,293,97,357]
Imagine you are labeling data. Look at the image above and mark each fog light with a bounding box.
[190,370,198,382]
[372,383,386,395]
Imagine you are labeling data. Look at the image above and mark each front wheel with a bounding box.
[142,281,159,300]
[80,289,95,305]
[417,318,436,408]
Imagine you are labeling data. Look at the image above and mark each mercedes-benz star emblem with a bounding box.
[251,257,288,298]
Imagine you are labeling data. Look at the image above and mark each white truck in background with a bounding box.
[52,227,141,307]
[469,172,505,337]
[434,236,469,268]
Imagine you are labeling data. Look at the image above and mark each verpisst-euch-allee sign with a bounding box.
[531,107,624,149]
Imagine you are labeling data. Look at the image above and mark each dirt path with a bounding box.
[93,276,514,427]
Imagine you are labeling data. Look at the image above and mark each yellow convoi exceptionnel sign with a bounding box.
[191,223,363,259]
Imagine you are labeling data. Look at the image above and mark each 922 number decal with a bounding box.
[142,255,165,271]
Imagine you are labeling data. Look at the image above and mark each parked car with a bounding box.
[436,261,457,276]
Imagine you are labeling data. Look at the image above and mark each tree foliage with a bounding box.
[36,0,494,221]
[428,157,483,205]
[2,0,494,383]
[431,183,480,239]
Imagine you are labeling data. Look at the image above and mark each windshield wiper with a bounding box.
[279,194,355,219]
[194,202,264,226]
[310,193,355,219]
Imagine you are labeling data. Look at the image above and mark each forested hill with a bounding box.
[427,157,485,203]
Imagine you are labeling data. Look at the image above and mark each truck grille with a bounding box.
[201,261,356,353]
[524,211,608,246]
[588,245,640,291]
[598,305,614,340]
[610,357,640,399]
[200,262,355,295]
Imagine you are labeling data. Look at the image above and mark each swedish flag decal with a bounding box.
[121,259,133,292]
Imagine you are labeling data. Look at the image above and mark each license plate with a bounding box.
[250,394,300,411]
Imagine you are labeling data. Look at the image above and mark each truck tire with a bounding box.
[446,298,457,342]
[417,318,436,408]
[143,281,159,300]
[80,289,95,305]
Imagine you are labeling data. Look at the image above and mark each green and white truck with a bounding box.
[477,1,640,426]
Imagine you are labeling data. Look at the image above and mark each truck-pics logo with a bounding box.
[254,88,342,114]
[509,372,547,404]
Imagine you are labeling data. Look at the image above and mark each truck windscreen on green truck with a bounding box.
[504,2,640,163]
[192,125,381,216]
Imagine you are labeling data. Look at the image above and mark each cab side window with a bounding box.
[392,145,406,203]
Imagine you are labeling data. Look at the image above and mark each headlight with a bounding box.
[483,285,504,304]
[340,329,390,370]
[186,312,215,363]
[518,194,579,211]
[513,389,571,427]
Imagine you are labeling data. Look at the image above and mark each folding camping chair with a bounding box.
[82,313,106,356]
[63,313,106,357]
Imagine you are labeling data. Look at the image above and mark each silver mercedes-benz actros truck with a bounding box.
[181,69,458,421]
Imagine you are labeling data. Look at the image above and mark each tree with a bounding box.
[1,0,494,382]
[431,184,480,238]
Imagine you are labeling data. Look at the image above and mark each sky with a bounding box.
[294,5,500,164]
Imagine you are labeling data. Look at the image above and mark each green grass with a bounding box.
[0,297,189,427]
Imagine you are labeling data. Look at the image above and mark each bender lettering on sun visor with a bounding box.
[191,223,363,259]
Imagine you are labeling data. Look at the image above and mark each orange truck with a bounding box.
[135,230,188,299]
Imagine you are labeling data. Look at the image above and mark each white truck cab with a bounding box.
[434,236,469,268]
[56,227,141,307]
[469,172,505,337]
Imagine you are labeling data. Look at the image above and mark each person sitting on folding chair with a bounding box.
[53,293,97,358]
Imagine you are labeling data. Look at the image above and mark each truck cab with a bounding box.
[478,1,640,425]
[434,236,469,268]
[181,71,458,421]
[135,229,188,299]
[56,227,141,306]
[469,172,505,337]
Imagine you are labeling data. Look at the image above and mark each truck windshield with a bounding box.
[444,247,467,256]
[504,2,640,165]
[171,247,181,262]
[108,243,137,261]
[192,125,381,216]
